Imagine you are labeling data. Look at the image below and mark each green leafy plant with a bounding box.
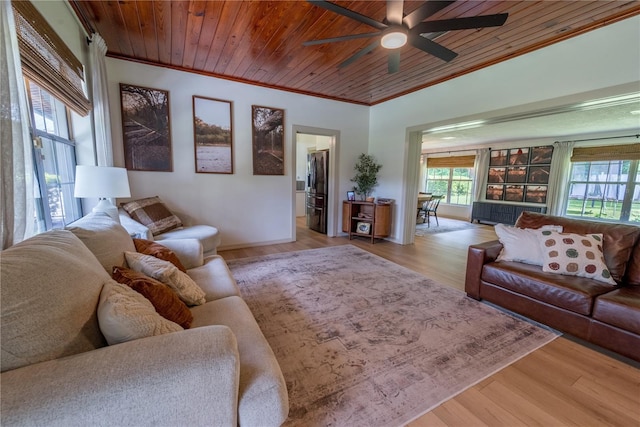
[351,153,382,200]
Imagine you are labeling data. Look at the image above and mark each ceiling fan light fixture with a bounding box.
[381,27,408,49]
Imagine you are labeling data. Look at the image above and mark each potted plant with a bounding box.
[351,153,382,201]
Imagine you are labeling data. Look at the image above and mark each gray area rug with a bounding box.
[227,245,558,427]
[415,216,479,236]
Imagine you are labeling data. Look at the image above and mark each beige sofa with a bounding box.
[1,213,288,426]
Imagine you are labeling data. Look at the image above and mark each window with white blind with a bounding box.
[565,144,640,223]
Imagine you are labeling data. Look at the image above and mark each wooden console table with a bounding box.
[342,201,391,243]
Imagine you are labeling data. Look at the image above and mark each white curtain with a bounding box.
[473,148,490,202]
[1,1,34,249]
[89,33,113,167]
[419,154,428,192]
[547,141,575,216]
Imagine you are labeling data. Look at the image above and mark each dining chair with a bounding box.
[424,196,443,227]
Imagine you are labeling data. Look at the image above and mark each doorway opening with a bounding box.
[292,125,340,240]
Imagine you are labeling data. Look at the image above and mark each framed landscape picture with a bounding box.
[508,147,529,165]
[528,165,550,184]
[506,166,528,183]
[525,185,548,204]
[530,145,553,164]
[505,185,525,202]
[193,96,233,174]
[487,167,506,183]
[252,105,284,175]
[486,184,504,200]
[120,83,172,171]
[490,149,508,166]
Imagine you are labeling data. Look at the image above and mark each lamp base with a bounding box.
[92,199,120,223]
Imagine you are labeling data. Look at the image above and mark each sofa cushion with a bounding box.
[482,261,615,315]
[66,212,136,273]
[125,251,206,306]
[133,238,187,272]
[112,266,193,328]
[516,211,640,284]
[191,296,289,427]
[188,255,242,301]
[121,196,183,236]
[592,287,640,334]
[1,230,109,372]
[98,281,183,345]
[537,231,616,285]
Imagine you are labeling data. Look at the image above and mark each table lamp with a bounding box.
[74,165,131,222]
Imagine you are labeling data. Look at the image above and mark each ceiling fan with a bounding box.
[303,0,509,73]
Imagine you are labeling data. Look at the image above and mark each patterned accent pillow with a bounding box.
[121,196,182,236]
[112,266,193,329]
[133,238,187,272]
[536,230,616,285]
[124,251,206,306]
[97,281,183,346]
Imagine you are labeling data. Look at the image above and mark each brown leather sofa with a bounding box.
[465,211,640,362]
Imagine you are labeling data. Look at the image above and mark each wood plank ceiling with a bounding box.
[70,0,640,106]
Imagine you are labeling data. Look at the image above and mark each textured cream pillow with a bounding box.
[97,281,183,345]
[125,251,206,306]
[536,230,616,285]
[495,223,563,266]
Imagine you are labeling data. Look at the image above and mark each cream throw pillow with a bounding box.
[536,230,616,285]
[495,223,563,266]
[97,281,183,345]
[125,251,206,306]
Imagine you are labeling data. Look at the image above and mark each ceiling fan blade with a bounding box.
[303,32,381,46]
[403,1,455,29]
[412,13,508,33]
[409,32,457,62]
[308,0,386,30]
[338,40,380,69]
[388,50,400,73]
[386,0,404,26]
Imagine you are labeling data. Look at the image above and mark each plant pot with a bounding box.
[366,197,375,202]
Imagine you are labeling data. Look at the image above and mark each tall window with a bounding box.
[26,79,82,232]
[566,160,640,222]
[424,155,476,205]
[425,167,473,205]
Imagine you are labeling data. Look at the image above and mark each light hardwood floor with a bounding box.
[220,217,640,426]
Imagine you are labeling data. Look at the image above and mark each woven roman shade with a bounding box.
[571,143,640,162]
[12,0,91,116]
[426,155,476,168]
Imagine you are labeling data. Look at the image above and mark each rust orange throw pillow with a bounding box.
[112,266,193,329]
[133,238,187,273]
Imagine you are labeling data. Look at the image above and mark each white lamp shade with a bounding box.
[74,165,131,199]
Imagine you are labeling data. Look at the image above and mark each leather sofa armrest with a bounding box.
[465,239,503,300]
[1,326,240,426]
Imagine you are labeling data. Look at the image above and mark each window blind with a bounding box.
[12,0,91,116]
[426,155,476,168]
[570,143,640,162]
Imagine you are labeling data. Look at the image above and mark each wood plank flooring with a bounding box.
[219,217,640,427]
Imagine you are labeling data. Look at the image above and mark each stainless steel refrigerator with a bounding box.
[306,150,328,234]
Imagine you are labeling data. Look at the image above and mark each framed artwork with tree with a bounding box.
[120,83,172,171]
[252,105,284,175]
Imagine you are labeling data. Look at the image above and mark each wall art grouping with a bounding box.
[486,145,553,204]
[119,83,285,176]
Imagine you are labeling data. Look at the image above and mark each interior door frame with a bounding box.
[292,125,340,240]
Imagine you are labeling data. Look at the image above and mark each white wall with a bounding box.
[369,16,640,243]
[106,59,369,249]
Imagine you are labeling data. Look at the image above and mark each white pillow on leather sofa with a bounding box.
[495,223,563,266]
